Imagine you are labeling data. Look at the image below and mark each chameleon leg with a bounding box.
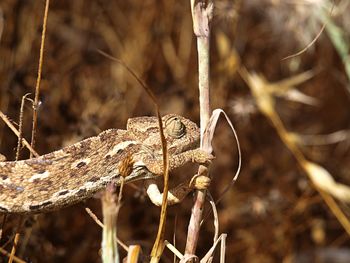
[144,149,213,175]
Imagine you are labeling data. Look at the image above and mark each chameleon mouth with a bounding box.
[124,165,157,183]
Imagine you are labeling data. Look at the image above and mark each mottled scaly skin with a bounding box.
[0,114,204,214]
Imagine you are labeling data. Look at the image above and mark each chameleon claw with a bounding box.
[192,149,214,164]
[189,174,211,190]
[0,154,7,162]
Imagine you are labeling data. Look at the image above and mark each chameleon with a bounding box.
[0,114,212,214]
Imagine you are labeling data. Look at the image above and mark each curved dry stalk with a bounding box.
[97,50,170,262]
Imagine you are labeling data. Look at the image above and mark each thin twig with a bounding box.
[0,214,6,241]
[98,50,170,262]
[282,23,326,60]
[16,94,31,160]
[15,1,50,260]
[85,208,129,252]
[12,94,28,260]
[164,240,183,259]
[97,50,159,106]
[0,8,3,43]
[85,208,104,228]
[0,111,39,157]
[282,3,334,60]
[8,217,24,263]
[30,0,50,158]
[0,247,26,263]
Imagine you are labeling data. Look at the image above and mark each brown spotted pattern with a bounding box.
[0,114,208,214]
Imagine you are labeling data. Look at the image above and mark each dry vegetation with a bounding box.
[0,0,350,262]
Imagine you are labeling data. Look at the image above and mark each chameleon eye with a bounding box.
[165,116,186,139]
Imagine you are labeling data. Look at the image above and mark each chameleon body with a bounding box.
[0,114,210,214]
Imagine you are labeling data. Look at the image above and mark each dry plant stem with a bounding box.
[126,245,141,263]
[9,94,29,262]
[0,117,9,247]
[269,109,350,235]
[8,217,24,263]
[0,214,6,241]
[85,208,129,252]
[164,240,183,259]
[18,218,36,257]
[102,184,120,263]
[101,154,132,262]
[0,111,39,157]
[0,248,26,263]
[15,95,29,160]
[14,95,27,258]
[106,53,171,261]
[85,207,104,228]
[0,8,3,43]
[317,187,350,235]
[241,66,350,235]
[282,22,326,61]
[97,51,170,262]
[14,2,49,259]
[198,38,211,132]
[220,235,226,263]
[149,115,169,262]
[184,0,213,257]
[30,0,49,157]
[282,4,333,60]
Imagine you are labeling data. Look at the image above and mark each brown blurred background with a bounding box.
[0,0,350,262]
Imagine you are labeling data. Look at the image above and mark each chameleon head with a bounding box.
[127,114,200,154]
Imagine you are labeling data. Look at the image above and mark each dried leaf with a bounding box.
[200,233,227,263]
[243,66,350,234]
[291,130,349,146]
[302,161,350,203]
[202,109,241,182]
[279,89,319,106]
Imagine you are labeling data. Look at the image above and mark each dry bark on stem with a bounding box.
[184,0,213,259]
[101,184,120,263]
